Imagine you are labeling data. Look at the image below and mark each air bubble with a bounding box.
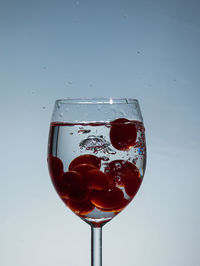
[78,129,91,134]
[101,156,109,162]
[97,105,102,111]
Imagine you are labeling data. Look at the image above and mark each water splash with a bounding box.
[79,135,116,154]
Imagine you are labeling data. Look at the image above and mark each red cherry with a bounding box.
[69,154,101,170]
[112,198,129,212]
[91,187,125,210]
[104,160,141,197]
[61,171,89,202]
[64,198,95,216]
[47,155,64,192]
[47,154,64,179]
[97,198,130,212]
[110,118,137,150]
[104,160,126,186]
[123,174,141,198]
[87,169,109,190]
[72,163,96,183]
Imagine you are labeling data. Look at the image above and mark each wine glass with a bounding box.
[47,98,146,266]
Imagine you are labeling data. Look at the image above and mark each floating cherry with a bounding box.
[110,118,137,150]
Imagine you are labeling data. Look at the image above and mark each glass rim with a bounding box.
[55,98,139,104]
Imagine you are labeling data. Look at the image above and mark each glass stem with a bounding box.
[91,226,102,266]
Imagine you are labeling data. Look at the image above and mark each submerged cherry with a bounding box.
[64,198,95,216]
[124,176,141,198]
[72,163,97,184]
[61,170,90,202]
[69,154,101,170]
[91,187,125,210]
[47,155,64,192]
[110,118,137,150]
[97,198,129,212]
[104,160,141,197]
[104,160,125,186]
[47,155,64,180]
[87,169,109,190]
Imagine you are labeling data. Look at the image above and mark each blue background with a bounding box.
[0,1,199,265]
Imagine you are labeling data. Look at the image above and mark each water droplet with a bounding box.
[59,112,64,118]
[116,162,122,168]
[42,106,46,109]
[68,81,73,85]
[138,148,143,155]
[118,109,126,117]
[132,158,137,165]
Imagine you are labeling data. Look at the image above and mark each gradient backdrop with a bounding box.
[0,1,199,266]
